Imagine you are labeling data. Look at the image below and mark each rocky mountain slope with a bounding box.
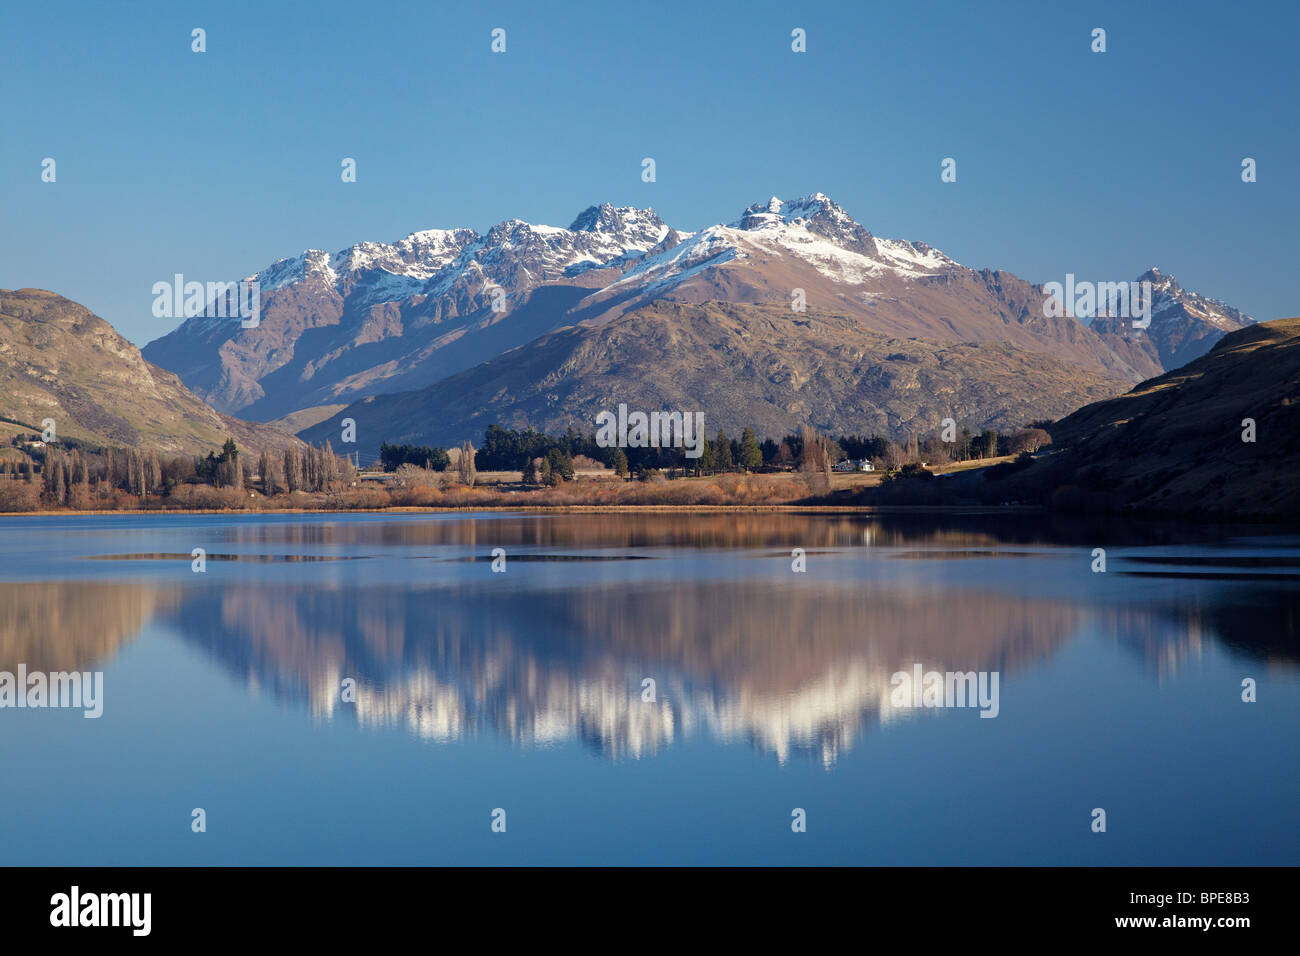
[301,300,1127,452]
[1089,267,1254,377]
[142,205,677,420]
[0,288,301,455]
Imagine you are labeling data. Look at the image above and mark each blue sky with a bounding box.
[2,0,1296,346]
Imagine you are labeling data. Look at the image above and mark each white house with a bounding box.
[834,458,875,473]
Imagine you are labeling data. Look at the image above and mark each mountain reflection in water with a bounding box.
[4,513,1295,767]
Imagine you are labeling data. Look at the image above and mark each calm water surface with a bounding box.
[1,511,1296,865]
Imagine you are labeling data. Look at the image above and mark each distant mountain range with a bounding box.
[3,195,1261,462]
[139,194,1256,450]
[0,288,300,455]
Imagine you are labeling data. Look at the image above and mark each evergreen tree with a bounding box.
[698,439,714,475]
[609,447,628,477]
[739,428,763,471]
[545,447,573,482]
[714,430,733,471]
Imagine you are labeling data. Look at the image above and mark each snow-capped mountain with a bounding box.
[1091,267,1255,376]
[1145,267,1253,332]
[246,207,671,310]
[142,194,1252,425]
[736,192,955,270]
[143,203,683,419]
[590,193,960,308]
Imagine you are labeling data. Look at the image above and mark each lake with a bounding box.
[1,510,1296,865]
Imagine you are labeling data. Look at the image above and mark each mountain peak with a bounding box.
[568,203,664,234]
[733,192,875,253]
[1136,267,1251,324]
[1088,266,1256,373]
[568,203,614,231]
[1138,266,1177,292]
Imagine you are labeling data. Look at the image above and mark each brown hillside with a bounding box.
[1047,316,1300,517]
[303,300,1130,450]
[0,288,302,455]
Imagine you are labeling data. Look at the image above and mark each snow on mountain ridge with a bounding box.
[597,194,962,299]
[1140,266,1253,331]
[569,202,668,241]
[250,206,673,305]
[330,228,478,279]
[237,194,968,323]
[603,226,744,295]
[733,193,883,257]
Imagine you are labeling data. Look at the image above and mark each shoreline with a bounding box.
[0,503,1047,518]
[3,504,1293,527]
[1,504,1291,526]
